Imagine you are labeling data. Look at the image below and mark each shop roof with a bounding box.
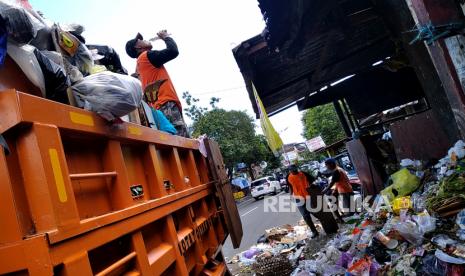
[233,0,397,117]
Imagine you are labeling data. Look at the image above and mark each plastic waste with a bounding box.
[151,108,177,135]
[357,228,374,249]
[71,71,142,121]
[400,159,422,169]
[87,44,128,75]
[0,0,44,43]
[69,42,94,75]
[381,168,420,202]
[33,49,69,103]
[413,210,436,233]
[449,140,465,160]
[456,209,465,230]
[336,252,353,268]
[322,265,345,276]
[394,220,423,245]
[373,231,398,249]
[432,234,458,249]
[420,254,448,275]
[347,257,371,276]
[411,192,427,212]
[7,42,46,96]
[435,249,465,264]
[243,248,260,259]
[457,229,465,241]
[394,254,417,275]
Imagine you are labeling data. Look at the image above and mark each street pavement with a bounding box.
[222,192,302,258]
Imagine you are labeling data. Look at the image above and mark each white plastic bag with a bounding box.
[7,42,46,96]
[71,71,142,121]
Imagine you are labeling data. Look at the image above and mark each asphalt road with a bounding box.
[222,192,302,258]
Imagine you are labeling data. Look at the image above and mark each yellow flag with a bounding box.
[253,84,283,156]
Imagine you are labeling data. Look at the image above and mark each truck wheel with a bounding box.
[254,197,260,201]
[273,188,277,195]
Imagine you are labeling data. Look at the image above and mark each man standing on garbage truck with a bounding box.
[125,30,189,137]
[323,158,354,216]
[286,165,338,237]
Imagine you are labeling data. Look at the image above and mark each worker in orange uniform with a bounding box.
[323,158,354,216]
[286,165,338,237]
[125,30,189,137]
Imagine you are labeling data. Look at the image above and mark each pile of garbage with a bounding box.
[0,0,144,122]
[232,140,465,275]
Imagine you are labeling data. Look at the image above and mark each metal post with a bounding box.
[333,100,352,137]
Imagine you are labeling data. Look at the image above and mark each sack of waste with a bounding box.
[381,168,420,202]
[71,71,142,121]
[0,0,45,44]
[34,49,69,104]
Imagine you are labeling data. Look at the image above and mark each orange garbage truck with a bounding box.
[0,87,242,275]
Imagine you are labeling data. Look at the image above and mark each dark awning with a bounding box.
[297,66,425,119]
[233,0,397,118]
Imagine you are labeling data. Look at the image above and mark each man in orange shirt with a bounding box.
[125,30,189,137]
[323,158,354,216]
[286,165,338,237]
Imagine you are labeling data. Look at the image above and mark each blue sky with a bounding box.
[30,0,306,143]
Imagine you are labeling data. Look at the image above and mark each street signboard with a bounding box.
[305,136,326,152]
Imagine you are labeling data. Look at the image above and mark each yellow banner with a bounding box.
[253,84,283,156]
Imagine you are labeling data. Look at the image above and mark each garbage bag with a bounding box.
[394,220,423,245]
[151,109,176,134]
[7,42,45,96]
[381,168,420,202]
[420,254,448,275]
[87,44,128,75]
[71,71,142,121]
[0,0,44,44]
[69,42,94,75]
[34,49,69,104]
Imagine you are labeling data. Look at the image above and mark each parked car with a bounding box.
[251,176,281,200]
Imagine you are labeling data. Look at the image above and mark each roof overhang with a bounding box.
[233,0,400,118]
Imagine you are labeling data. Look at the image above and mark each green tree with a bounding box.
[182,92,219,122]
[302,103,346,146]
[191,109,277,179]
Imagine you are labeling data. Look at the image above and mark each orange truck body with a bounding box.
[0,90,242,275]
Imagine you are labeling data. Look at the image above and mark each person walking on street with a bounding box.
[286,165,339,237]
[322,158,354,216]
[125,30,189,137]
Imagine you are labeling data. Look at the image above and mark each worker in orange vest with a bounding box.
[323,158,354,216]
[125,30,189,137]
[286,165,338,237]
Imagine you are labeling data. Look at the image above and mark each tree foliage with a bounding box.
[302,103,346,146]
[192,109,268,169]
[183,92,279,175]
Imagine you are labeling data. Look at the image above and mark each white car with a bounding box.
[251,176,281,200]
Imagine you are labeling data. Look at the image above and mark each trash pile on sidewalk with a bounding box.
[231,140,465,275]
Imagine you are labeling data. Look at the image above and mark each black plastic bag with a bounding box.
[33,49,70,104]
[0,1,41,44]
[419,254,448,275]
[87,44,128,75]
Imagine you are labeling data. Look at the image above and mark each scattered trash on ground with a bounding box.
[229,140,465,276]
